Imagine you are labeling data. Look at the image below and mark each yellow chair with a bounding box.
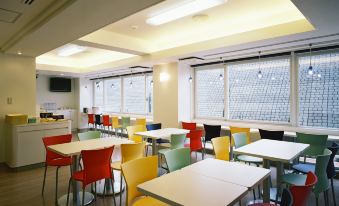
[111,143,145,206]
[126,125,146,143]
[135,118,146,128]
[112,116,122,137]
[121,156,168,206]
[211,136,230,161]
[230,126,251,145]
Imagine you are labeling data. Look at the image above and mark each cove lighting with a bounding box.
[146,0,226,26]
[57,44,87,57]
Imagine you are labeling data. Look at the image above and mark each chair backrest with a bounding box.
[121,142,145,163]
[182,122,196,138]
[146,123,162,131]
[230,126,250,145]
[122,116,131,128]
[164,148,191,172]
[95,114,101,124]
[203,124,221,142]
[327,142,339,178]
[290,172,317,206]
[111,116,120,128]
[211,136,230,161]
[126,125,145,143]
[296,132,328,157]
[88,114,94,124]
[189,130,203,151]
[136,118,146,127]
[102,115,110,126]
[121,156,158,206]
[232,132,248,148]
[78,131,101,141]
[42,134,72,163]
[280,188,293,206]
[81,146,114,187]
[170,134,186,149]
[313,148,332,197]
[259,129,284,141]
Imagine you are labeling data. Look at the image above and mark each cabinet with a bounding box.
[46,109,77,131]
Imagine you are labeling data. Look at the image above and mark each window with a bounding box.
[94,80,103,106]
[123,75,146,114]
[104,78,121,112]
[93,73,153,115]
[298,52,339,128]
[228,58,290,122]
[195,68,224,118]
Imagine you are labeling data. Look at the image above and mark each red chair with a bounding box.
[66,146,117,206]
[42,134,72,205]
[185,129,204,159]
[290,172,318,206]
[88,114,95,128]
[102,115,112,134]
[182,122,196,138]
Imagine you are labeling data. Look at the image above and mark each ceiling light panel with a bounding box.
[57,44,87,57]
[146,0,226,26]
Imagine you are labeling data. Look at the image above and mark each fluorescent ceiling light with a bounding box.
[57,44,87,57]
[146,0,226,26]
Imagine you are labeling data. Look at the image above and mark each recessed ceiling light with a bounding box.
[57,44,87,57]
[60,73,65,76]
[131,25,139,30]
[146,0,226,26]
[192,14,209,22]
[17,51,22,55]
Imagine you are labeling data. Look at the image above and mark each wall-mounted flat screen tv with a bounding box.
[50,77,71,92]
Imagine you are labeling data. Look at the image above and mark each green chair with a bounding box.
[233,132,263,164]
[164,148,191,173]
[77,131,101,141]
[121,116,131,137]
[282,149,332,206]
[158,134,186,155]
[296,132,328,161]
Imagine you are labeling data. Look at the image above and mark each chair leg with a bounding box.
[55,166,60,206]
[252,189,256,200]
[258,184,261,199]
[42,164,47,195]
[82,188,85,206]
[94,182,97,201]
[103,179,106,199]
[324,191,329,206]
[110,178,117,206]
[119,173,123,206]
[331,178,336,206]
[316,197,319,206]
[66,178,72,206]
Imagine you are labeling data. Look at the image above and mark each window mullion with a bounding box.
[290,52,298,126]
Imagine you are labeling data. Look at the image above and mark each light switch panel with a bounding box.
[7,97,12,104]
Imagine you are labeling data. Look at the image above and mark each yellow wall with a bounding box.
[0,53,36,162]
[153,62,179,128]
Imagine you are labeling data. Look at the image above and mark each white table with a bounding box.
[48,137,132,206]
[233,139,309,203]
[136,128,189,155]
[138,170,248,206]
[183,158,270,190]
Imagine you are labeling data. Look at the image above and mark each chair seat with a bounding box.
[103,123,112,127]
[72,171,84,181]
[47,157,72,166]
[158,148,170,155]
[111,161,122,170]
[237,155,263,163]
[113,125,122,128]
[282,173,307,186]
[248,204,276,206]
[292,163,315,174]
[132,196,168,206]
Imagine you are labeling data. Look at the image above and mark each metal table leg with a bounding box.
[263,159,270,203]
[152,138,157,155]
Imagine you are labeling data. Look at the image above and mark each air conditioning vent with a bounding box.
[21,0,35,5]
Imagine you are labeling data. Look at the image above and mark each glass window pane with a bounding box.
[123,75,145,114]
[104,78,121,112]
[228,58,290,122]
[146,75,153,114]
[196,68,224,118]
[298,52,339,128]
[94,80,104,106]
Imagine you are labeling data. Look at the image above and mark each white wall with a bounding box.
[77,77,93,129]
[36,74,76,109]
[0,53,36,162]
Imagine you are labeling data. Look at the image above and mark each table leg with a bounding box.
[152,138,157,155]
[94,171,125,195]
[57,155,94,206]
[263,159,270,203]
[275,162,284,202]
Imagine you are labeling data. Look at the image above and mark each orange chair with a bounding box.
[88,114,95,128]
[182,122,196,138]
[185,130,204,160]
[102,115,112,134]
[42,134,72,205]
[66,146,116,206]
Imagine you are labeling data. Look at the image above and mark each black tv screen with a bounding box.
[50,78,71,92]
